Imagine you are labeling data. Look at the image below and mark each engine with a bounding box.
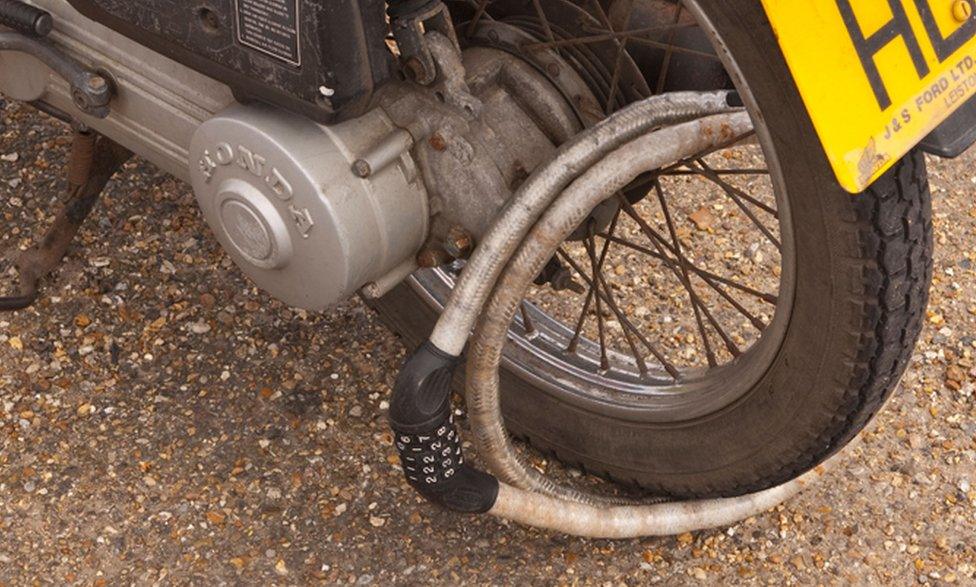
[0,1,605,309]
[188,105,428,309]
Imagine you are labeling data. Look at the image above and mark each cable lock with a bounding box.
[389,343,498,513]
[388,91,847,537]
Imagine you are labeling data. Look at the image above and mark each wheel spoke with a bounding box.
[584,0,627,113]
[691,160,779,218]
[654,2,684,94]
[583,230,610,371]
[618,197,711,363]
[662,168,769,177]
[566,208,622,353]
[689,160,781,250]
[696,274,767,331]
[652,177,750,355]
[626,37,722,61]
[466,0,492,36]
[530,0,558,45]
[656,179,739,366]
[557,248,680,379]
[605,41,628,114]
[523,23,699,51]
[598,231,778,306]
[585,243,650,375]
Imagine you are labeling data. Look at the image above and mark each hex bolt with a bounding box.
[417,247,453,268]
[443,226,473,259]
[87,75,107,91]
[953,0,973,22]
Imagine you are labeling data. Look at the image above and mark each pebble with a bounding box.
[274,559,288,576]
[189,321,211,334]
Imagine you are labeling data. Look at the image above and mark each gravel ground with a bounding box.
[1,99,975,585]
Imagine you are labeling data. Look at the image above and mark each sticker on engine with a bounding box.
[234,0,301,67]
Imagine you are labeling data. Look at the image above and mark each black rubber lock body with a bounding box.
[389,342,499,513]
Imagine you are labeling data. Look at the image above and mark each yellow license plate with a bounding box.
[761,0,976,192]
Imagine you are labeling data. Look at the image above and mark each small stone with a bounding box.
[1,152,19,162]
[689,208,714,231]
[369,516,386,527]
[190,321,211,334]
[274,559,288,576]
[349,405,363,418]
[199,293,216,309]
[8,337,22,351]
[76,403,93,416]
[7,178,21,188]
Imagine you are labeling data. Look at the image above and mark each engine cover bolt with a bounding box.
[352,159,372,178]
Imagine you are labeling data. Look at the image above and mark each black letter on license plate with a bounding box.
[836,0,930,109]
[913,0,976,62]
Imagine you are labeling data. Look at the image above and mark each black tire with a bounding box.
[369,0,933,498]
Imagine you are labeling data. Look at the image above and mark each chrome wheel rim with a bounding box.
[407,0,796,422]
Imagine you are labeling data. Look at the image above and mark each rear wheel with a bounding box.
[371,0,933,497]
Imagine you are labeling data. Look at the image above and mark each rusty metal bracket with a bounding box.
[0,130,131,311]
[389,1,461,86]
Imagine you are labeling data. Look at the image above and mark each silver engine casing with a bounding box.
[188,105,427,310]
[1,1,587,310]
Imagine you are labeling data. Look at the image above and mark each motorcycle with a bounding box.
[0,0,973,537]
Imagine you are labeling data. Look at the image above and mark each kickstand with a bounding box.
[0,130,131,311]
